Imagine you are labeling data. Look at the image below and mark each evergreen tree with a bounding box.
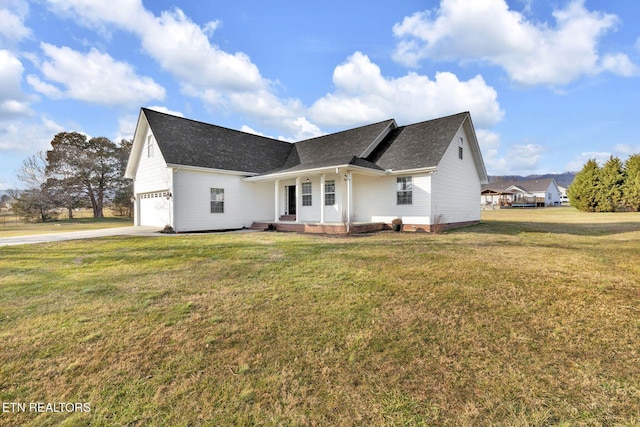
[596,156,625,212]
[568,159,600,211]
[46,132,120,218]
[623,154,640,211]
[112,139,134,217]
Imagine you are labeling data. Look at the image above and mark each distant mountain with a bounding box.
[488,172,576,188]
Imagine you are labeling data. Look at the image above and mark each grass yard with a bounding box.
[0,216,133,238]
[1,207,639,426]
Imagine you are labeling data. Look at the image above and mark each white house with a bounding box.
[125,108,488,233]
[481,178,562,207]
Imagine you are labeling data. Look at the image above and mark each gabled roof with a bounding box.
[126,108,485,180]
[142,108,293,174]
[483,178,557,193]
[368,112,468,171]
[265,119,395,175]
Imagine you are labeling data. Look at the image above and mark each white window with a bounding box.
[302,182,312,206]
[397,176,413,205]
[210,188,224,213]
[147,135,153,158]
[458,137,463,160]
[324,180,335,206]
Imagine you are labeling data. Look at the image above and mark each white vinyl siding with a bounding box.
[172,169,273,232]
[133,129,173,227]
[210,188,224,213]
[431,124,481,224]
[353,173,431,224]
[323,175,342,222]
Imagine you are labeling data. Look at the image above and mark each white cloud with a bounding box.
[309,52,504,128]
[475,130,550,175]
[139,9,263,93]
[41,0,308,137]
[241,118,323,142]
[566,146,640,171]
[392,0,636,86]
[288,117,323,141]
[43,1,265,95]
[145,106,184,117]
[600,53,640,77]
[613,144,640,157]
[240,125,266,137]
[476,129,507,174]
[0,116,64,152]
[0,1,31,45]
[28,43,166,106]
[0,49,31,118]
[506,143,545,172]
[565,151,612,171]
[25,74,62,98]
[41,1,502,140]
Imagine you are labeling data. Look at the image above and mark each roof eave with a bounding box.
[166,163,260,176]
[243,163,387,182]
[461,114,489,184]
[385,166,438,175]
[124,109,149,179]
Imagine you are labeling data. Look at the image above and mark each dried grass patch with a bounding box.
[1,208,639,425]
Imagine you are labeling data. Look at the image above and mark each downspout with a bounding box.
[171,167,178,231]
[346,171,352,234]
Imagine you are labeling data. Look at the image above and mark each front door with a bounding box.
[287,185,296,215]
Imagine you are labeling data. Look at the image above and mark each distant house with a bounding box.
[125,109,488,233]
[481,178,562,207]
[557,185,569,204]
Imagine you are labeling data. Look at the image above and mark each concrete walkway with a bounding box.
[0,226,162,247]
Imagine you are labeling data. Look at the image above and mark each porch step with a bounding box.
[279,215,296,221]
[250,222,270,230]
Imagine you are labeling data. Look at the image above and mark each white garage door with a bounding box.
[139,191,171,227]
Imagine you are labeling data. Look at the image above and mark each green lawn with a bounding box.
[1,207,639,426]
[0,217,133,237]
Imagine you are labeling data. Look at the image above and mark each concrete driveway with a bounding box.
[0,226,162,247]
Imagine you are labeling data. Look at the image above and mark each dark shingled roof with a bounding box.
[143,108,293,174]
[367,112,468,171]
[142,108,471,175]
[267,119,394,174]
[482,178,556,193]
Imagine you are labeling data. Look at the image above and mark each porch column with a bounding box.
[295,177,301,223]
[346,171,353,233]
[274,179,280,222]
[320,174,325,224]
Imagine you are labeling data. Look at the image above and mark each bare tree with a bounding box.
[11,152,59,222]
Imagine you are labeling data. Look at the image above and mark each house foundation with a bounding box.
[251,220,480,235]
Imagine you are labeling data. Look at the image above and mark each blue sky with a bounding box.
[1,0,640,189]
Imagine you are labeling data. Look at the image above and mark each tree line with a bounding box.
[11,132,132,222]
[568,154,640,212]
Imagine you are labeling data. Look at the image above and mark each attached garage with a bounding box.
[138,191,171,227]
